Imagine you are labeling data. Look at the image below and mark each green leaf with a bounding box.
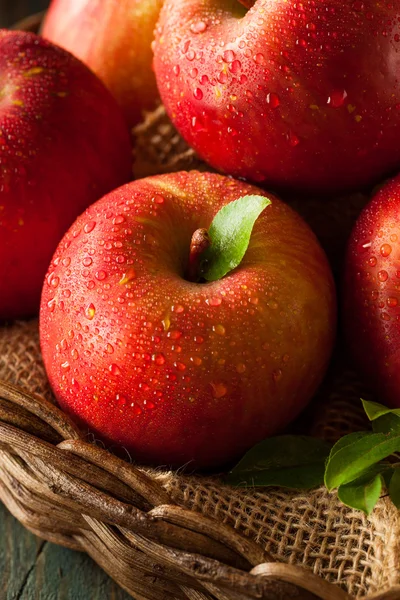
[362,399,400,435]
[382,468,395,489]
[338,471,383,515]
[200,195,271,282]
[372,413,400,435]
[389,468,400,509]
[226,435,331,489]
[325,431,400,491]
[362,399,400,421]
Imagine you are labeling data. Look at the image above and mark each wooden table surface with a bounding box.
[0,1,131,598]
[0,503,131,599]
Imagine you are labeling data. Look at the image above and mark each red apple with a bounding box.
[153,1,400,192]
[0,30,132,320]
[344,174,400,407]
[40,171,336,469]
[42,0,164,127]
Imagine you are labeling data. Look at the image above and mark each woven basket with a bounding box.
[1,12,400,600]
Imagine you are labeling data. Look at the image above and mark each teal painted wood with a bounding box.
[0,502,132,599]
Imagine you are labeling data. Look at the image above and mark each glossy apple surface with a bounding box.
[40,171,336,469]
[344,175,400,407]
[0,30,132,320]
[42,0,164,127]
[154,0,400,192]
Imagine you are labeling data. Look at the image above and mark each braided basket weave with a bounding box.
[1,12,400,600]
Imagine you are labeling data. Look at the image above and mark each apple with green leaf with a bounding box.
[153,0,400,192]
[42,0,164,127]
[0,30,132,320]
[40,171,336,469]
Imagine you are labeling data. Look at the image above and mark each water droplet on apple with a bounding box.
[106,343,114,354]
[380,243,392,257]
[378,270,388,282]
[213,324,226,336]
[190,20,207,34]
[186,50,195,61]
[223,50,235,63]
[194,335,204,344]
[144,400,155,410]
[71,378,80,391]
[61,361,70,371]
[173,304,184,313]
[273,369,282,382]
[116,394,126,407]
[109,363,121,376]
[71,348,79,360]
[218,71,228,84]
[85,303,96,320]
[194,88,203,100]
[175,362,186,371]
[83,257,93,267]
[230,60,241,74]
[387,297,398,307]
[208,297,222,306]
[47,299,56,312]
[211,382,227,398]
[84,221,96,233]
[96,270,107,280]
[254,53,265,64]
[191,356,202,366]
[327,90,348,108]
[236,363,246,373]
[352,0,364,10]
[154,353,166,365]
[369,256,377,266]
[168,330,182,340]
[287,131,300,146]
[119,268,136,285]
[62,257,71,267]
[48,273,60,288]
[173,65,180,76]
[116,255,126,264]
[267,93,280,108]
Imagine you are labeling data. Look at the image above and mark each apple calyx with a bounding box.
[187,228,211,282]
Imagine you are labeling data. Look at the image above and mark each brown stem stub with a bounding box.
[187,228,211,282]
[237,0,256,8]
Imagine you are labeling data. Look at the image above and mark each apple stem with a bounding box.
[187,228,211,282]
[237,0,255,8]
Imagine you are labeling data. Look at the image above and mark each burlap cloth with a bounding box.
[1,106,399,598]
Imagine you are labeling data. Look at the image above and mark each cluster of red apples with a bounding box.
[1,0,399,469]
